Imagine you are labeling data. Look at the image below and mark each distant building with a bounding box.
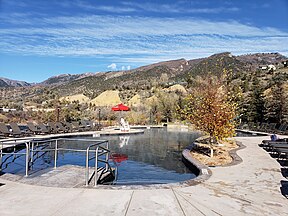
[282,60,288,67]
[0,107,17,113]
[259,64,276,72]
[267,64,276,72]
[259,65,267,70]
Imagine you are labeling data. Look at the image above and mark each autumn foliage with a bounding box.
[180,75,237,144]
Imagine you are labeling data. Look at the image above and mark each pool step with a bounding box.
[98,167,116,184]
[86,167,116,187]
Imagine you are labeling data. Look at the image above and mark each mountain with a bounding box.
[174,52,238,79]
[35,52,287,98]
[0,77,31,87]
[130,58,191,74]
[41,58,203,92]
[40,72,96,85]
[236,52,287,64]
[51,61,189,98]
[1,52,287,103]
[236,52,287,70]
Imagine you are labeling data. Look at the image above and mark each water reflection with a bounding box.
[119,136,130,148]
[101,128,202,174]
[99,128,202,184]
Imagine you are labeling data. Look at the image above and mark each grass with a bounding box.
[60,94,90,103]
[90,90,121,106]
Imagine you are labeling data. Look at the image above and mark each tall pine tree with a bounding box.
[246,74,265,123]
[264,73,288,123]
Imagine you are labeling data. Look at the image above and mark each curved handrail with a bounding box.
[85,140,111,186]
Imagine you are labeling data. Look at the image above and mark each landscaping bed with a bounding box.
[190,137,238,166]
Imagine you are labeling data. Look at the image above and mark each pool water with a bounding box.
[1,128,202,185]
[102,128,202,184]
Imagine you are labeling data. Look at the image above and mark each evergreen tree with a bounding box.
[246,75,265,122]
[264,74,288,123]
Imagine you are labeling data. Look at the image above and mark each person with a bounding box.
[270,134,278,141]
[120,118,125,126]
[120,118,130,132]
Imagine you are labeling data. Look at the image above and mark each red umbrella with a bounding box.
[111,103,130,111]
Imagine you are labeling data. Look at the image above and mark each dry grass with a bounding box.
[128,94,141,107]
[165,84,187,94]
[60,94,90,103]
[190,139,238,166]
[90,90,121,106]
[0,113,8,121]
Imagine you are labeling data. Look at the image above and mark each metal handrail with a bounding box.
[85,140,112,187]
[1,137,116,186]
[0,140,30,176]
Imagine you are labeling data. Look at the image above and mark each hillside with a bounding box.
[52,52,287,98]
[1,52,287,125]
[40,72,96,85]
[52,64,175,98]
[1,52,287,106]
[0,77,31,87]
[50,53,225,97]
[59,94,90,104]
[236,52,287,69]
[90,90,121,106]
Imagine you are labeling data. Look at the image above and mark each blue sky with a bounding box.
[0,0,288,83]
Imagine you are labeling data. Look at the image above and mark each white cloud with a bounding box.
[107,63,117,70]
[94,6,136,13]
[120,65,131,70]
[0,14,287,62]
[121,2,239,14]
[56,0,137,13]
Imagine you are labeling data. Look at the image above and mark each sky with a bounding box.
[0,0,288,83]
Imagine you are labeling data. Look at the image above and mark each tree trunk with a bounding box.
[209,136,214,157]
[210,147,213,158]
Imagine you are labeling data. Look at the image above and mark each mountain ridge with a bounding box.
[0,77,31,87]
[1,52,287,89]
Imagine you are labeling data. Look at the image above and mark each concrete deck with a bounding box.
[0,135,287,215]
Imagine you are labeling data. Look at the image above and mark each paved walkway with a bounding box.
[0,136,287,215]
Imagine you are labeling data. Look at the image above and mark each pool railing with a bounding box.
[0,138,117,186]
[0,139,30,176]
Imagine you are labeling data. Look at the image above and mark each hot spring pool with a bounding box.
[1,128,202,185]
